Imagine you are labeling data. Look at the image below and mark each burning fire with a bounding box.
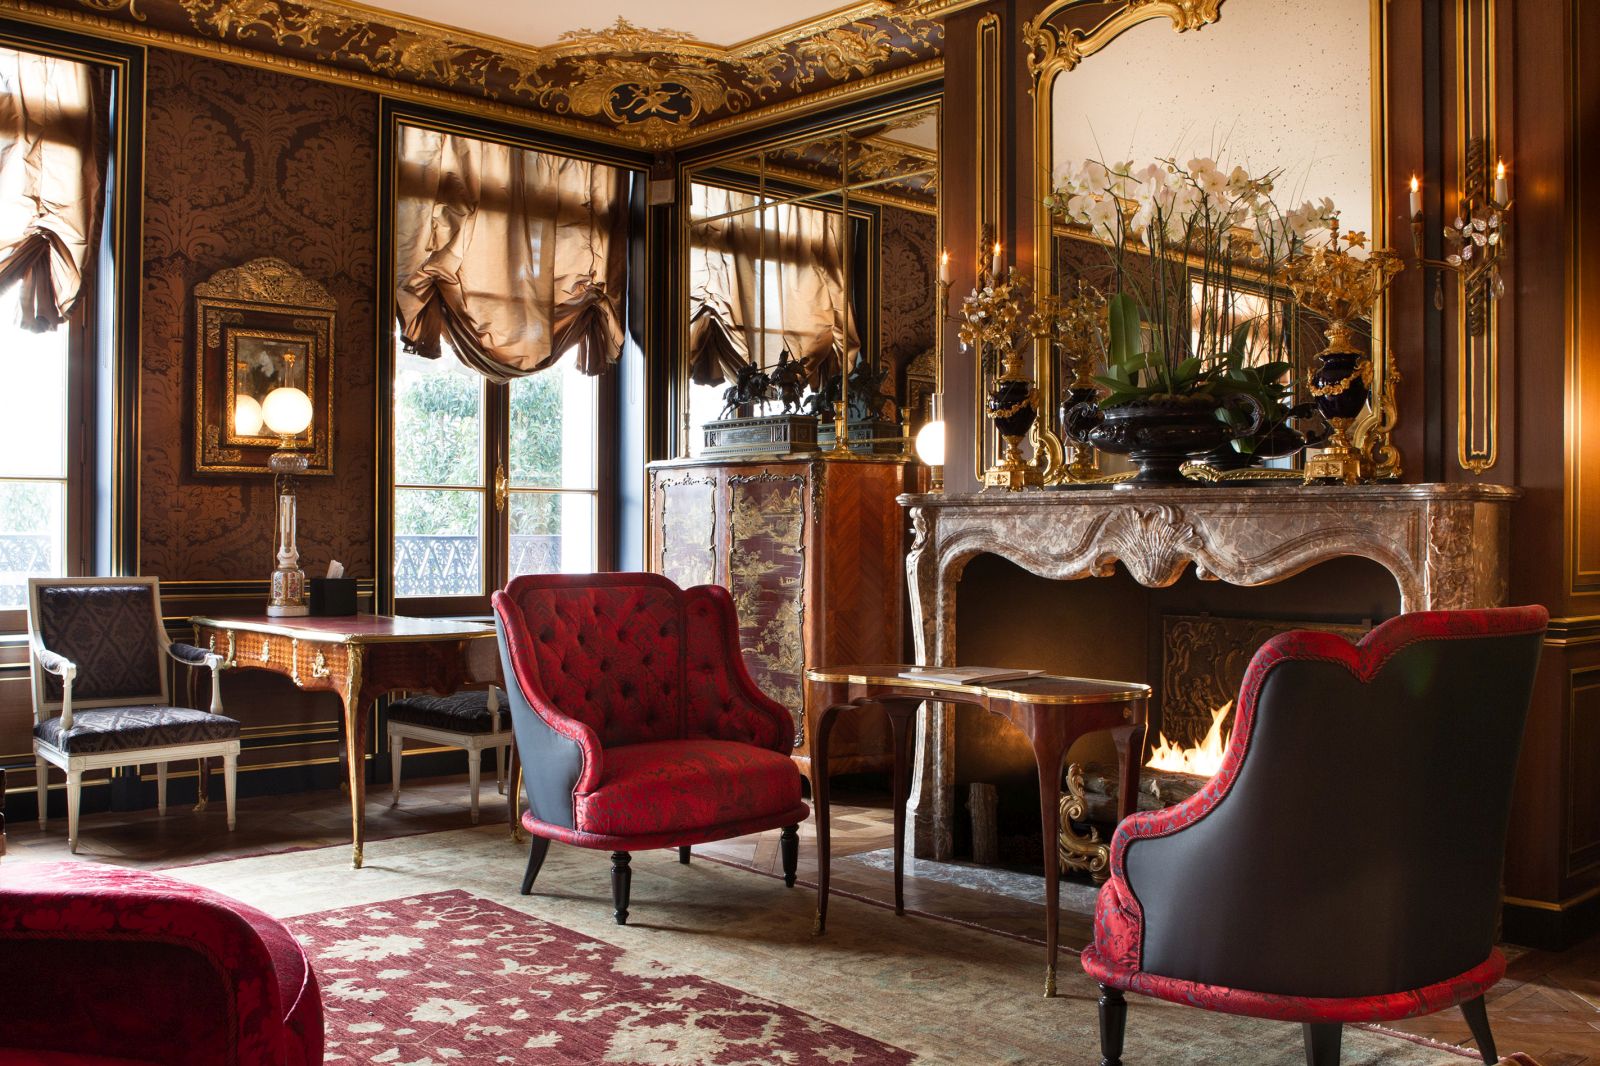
[1146,702,1234,777]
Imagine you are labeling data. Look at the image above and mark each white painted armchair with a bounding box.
[27,576,242,851]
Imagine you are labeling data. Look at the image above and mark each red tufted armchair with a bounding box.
[1081,607,1547,1066]
[0,861,322,1065]
[492,572,809,924]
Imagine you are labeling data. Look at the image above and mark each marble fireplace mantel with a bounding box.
[899,482,1520,860]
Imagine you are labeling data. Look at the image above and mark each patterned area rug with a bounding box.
[295,889,911,1063]
[168,826,1485,1065]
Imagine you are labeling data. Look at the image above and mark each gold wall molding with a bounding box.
[1454,0,1500,474]
[4,0,948,149]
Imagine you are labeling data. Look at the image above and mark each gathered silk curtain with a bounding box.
[395,125,629,382]
[687,184,858,388]
[0,48,105,334]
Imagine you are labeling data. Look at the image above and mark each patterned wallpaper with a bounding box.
[878,206,936,382]
[139,50,377,580]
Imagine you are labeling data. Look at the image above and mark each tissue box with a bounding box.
[309,577,357,616]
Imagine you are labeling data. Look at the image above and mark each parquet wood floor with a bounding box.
[4,777,1592,1063]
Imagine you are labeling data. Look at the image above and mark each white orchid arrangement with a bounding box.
[1047,156,1349,404]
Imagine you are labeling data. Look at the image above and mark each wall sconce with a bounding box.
[262,384,313,617]
[1409,154,1511,337]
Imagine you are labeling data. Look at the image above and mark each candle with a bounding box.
[990,242,1002,277]
[1494,159,1508,205]
[1409,175,1422,218]
[939,250,949,286]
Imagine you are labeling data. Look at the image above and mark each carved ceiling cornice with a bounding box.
[6,0,964,149]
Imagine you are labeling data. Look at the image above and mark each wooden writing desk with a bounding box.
[191,614,497,868]
[805,665,1149,997]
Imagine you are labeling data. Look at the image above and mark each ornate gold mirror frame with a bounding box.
[1021,0,1393,484]
[193,257,337,476]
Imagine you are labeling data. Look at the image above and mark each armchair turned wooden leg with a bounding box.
[389,733,403,808]
[34,756,46,829]
[1303,1022,1342,1066]
[468,747,482,826]
[156,762,168,816]
[1460,996,1498,1064]
[66,770,82,854]
[1096,985,1126,1066]
[780,824,799,887]
[611,851,632,925]
[224,754,237,832]
[678,846,691,864]
[520,835,550,895]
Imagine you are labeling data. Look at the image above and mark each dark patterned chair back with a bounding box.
[1126,607,1546,999]
[28,579,167,714]
[498,572,685,748]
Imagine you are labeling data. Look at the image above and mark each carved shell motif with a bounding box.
[1093,505,1202,587]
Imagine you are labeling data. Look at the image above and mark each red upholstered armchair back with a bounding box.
[506,576,684,747]
[496,573,794,754]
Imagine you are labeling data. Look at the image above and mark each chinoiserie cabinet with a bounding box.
[646,455,913,789]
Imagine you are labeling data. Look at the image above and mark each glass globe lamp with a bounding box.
[263,386,313,617]
[913,393,945,491]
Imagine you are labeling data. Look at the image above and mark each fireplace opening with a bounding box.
[951,552,1398,870]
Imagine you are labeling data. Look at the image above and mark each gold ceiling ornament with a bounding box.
[1023,0,1223,83]
[85,1,942,148]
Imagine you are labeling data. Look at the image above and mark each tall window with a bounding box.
[0,285,73,612]
[0,45,104,623]
[392,346,600,602]
[388,119,626,609]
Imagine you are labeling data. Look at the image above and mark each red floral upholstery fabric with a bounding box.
[681,585,793,753]
[1082,606,1548,1026]
[36,584,164,703]
[575,738,803,839]
[503,577,683,748]
[0,862,322,1066]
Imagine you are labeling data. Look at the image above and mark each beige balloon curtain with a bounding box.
[394,125,630,383]
[0,48,106,334]
[688,184,858,388]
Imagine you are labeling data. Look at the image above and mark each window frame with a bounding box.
[377,103,644,618]
[0,24,142,633]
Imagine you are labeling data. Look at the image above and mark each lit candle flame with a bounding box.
[1409,175,1419,193]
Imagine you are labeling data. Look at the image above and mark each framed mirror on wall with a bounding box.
[676,97,941,462]
[1020,0,1392,485]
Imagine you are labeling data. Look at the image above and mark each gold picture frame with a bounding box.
[193,257,336,476]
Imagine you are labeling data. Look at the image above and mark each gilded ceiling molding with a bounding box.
[1023,0,1222,83]
[10,0,946,149]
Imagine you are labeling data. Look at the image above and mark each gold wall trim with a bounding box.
[1568,0,1597,595]
[1503,882,1600,912]
[972,10,1000,481]
[1454,0,1499,474]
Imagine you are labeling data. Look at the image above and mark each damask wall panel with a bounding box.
[879,205,935,380]
[139,50,376,581]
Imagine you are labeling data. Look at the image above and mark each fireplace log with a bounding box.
[968,783,999,865]
[1077,764,1209,825]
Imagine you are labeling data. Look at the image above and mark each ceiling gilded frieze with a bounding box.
[25,0,970,148]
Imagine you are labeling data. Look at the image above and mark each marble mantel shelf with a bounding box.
[897,482,1520,860]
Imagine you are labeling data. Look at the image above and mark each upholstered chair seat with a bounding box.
[494,572,808,924]
[35,706,241,754]
[387,687,511,825]
[388,690,505,733]
[1082,607,1548,1066]
[27,578,241,852]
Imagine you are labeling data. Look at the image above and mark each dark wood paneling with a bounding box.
[1567,666,1600,876]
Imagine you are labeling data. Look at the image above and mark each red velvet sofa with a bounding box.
[0,862,322,1065]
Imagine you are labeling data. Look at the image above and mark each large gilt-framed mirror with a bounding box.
[1021,0,1389,482]
[678,96,941,460]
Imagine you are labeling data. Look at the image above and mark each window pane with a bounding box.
[0,480,64,609]
[0,288,68,479]
[509,491,596,576]
[394,488,483,597]
[394,349,484,487]
[509,355,597,490]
